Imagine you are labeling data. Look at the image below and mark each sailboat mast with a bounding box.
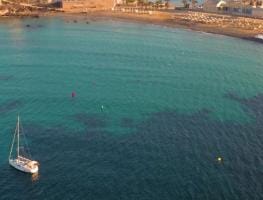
[17,115,20,157]
[9,123,17,160]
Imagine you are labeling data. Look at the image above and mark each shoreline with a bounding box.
[1,10,263,44]
[88,11,263,44]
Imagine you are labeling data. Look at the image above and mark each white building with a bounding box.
[114,0,125,5]
[204,0,263,17]
[116,0,123,3]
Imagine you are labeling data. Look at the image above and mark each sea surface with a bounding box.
[0,17,263,199]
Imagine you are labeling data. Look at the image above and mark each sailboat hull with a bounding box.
[9,159,39,174]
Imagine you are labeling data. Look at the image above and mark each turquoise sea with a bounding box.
[0,17,263,199]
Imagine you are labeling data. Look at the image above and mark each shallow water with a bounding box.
[0,17,263,199]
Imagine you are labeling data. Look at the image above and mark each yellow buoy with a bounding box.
[217,157,222,162]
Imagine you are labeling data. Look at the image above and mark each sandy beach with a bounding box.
[86,10,263,43]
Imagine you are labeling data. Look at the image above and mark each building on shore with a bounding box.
[1,0,59,5]
[62,0,114,11]
[203,0,263,17]
[115,0,124,5]
[113,0,172,10]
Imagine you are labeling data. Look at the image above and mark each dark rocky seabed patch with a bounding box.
[0,100,23,114]
[0,93,263,200]
[0,75,13,81]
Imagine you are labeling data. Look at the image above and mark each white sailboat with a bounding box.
[9,116,39,174]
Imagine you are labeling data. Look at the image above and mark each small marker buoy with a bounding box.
[101,105,104,110]
[217,157,222,162]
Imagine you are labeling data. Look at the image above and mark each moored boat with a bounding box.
[9,116,39,174]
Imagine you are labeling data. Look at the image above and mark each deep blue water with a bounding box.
[0,17,263,199]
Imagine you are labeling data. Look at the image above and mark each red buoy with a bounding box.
[72,92,76,98]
